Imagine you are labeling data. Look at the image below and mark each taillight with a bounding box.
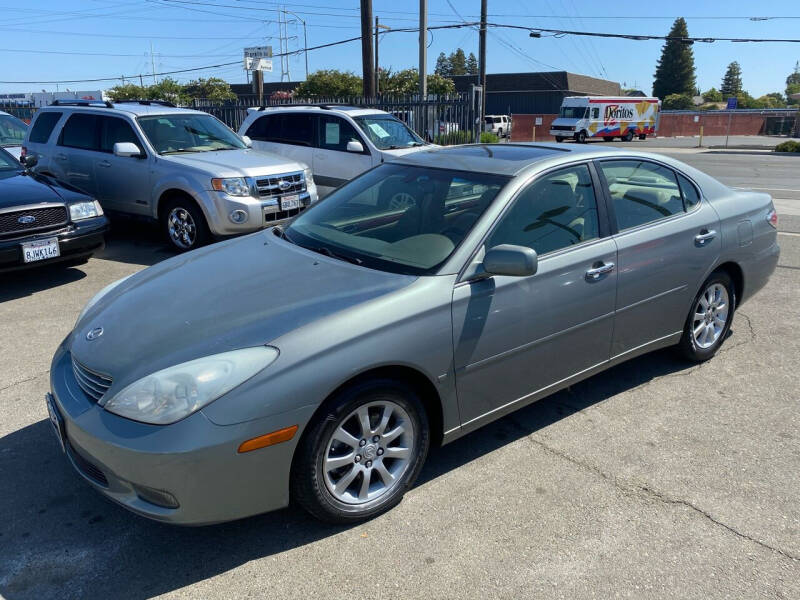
[767,208,778,229]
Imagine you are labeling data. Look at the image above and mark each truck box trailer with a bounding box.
[550,96,660,143]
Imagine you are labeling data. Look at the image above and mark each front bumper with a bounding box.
[204,190,315,236]
[0,216,108,273]
[48,342,314,525]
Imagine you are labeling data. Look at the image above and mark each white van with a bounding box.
[483,115,511,138]
[550,96,660,143]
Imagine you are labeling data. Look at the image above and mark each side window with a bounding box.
[591,107,599,119]
[99,116,141,153]
[29,111,62,143]
[318,116,363,152]
[598,160,683,231]
[245,115,273,141]
[487,164,600,256]
[677,173,701,210]
[59,113,100,151]
[281,114,314,146]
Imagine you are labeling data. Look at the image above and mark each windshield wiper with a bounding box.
[307,245,363,266]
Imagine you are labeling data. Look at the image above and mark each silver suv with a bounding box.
[23,100,318,251]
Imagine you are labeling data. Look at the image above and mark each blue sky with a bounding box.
[1,0,799,97]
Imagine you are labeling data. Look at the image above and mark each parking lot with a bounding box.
[0,149,798,599]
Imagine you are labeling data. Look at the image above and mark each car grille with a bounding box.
[68,441,109,487]
[551,125,575,132]
[71,356,113,403]
[256,172,306,198]
[264,205,306,224]
[0,206,68,237]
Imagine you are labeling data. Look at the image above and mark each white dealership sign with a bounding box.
[244,46,273,71]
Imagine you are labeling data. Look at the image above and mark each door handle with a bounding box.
[585,262,615,280]
[97,160,111,168]
[695,229,716,245]
[55,153,67,161]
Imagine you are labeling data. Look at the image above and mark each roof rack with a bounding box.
[257,103,334,111]
[50,99,113,108]
[115,99,177,108]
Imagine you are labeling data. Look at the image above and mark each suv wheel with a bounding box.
[161,197,209,252]
[292,378,430,523]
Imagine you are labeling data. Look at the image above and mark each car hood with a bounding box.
[160,148,307,177]
[550,118,580,126]
[70,231,416,389]
[0,170,64,208]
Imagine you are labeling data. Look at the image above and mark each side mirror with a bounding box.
[483,244,538,277]
[21,154,38,169]
[346,140,364,153]
[241,135,253,148]
[113,142,144,158]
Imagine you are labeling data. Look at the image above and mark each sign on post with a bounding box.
[726,97,738,110]
[535,117,543,125]
[244,46,273,72]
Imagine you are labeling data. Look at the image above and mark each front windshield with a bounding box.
[559,106,588,119]
[137,114,246,155]
[353,115,425,150]
[285,164,509,275]
[0,149,19,170]
[0,114,27,146]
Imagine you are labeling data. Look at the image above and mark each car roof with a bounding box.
[36,102,207,118]
[248,105,388,118]
[389,143,644,176]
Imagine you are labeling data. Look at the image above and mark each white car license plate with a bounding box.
[280,195,300,211]
[22,237,60,263]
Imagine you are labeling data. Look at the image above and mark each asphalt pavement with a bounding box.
[0,150,798,600]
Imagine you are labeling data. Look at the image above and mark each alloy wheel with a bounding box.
[322,400,415,505]
[691,283,730,349]
[167,207,197,249]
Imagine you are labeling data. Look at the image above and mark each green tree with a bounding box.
[294,69,363,97]
[449,48,467,76]
[466,52,479,75]
[106,83,147,101]
[182,77,235,102]
[652,18,696,98]
[701,87,723,103]
[662,93,695,110]
[786,62,800,105]
[427,73,456,95]
[146,77,187,104]
[720,62,743,97]
[434,52,451,77]
[380,68,455,95]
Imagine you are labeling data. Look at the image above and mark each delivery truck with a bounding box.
[550,96,660,143]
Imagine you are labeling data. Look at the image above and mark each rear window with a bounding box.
[28,111,62,144]
[59,113,100,150]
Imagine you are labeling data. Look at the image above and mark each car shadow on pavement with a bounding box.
[0,264,87,302]
[0,347,702,600]
[94,217,176,267]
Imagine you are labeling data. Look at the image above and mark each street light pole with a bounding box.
[419,0,427,98]
[282,9,308,81]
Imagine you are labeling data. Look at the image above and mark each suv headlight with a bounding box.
[69,200,103,221]
[76,274,132,325]
[211,177,251,197]
[103,346,279,425]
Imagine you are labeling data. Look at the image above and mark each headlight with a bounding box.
[69,200,103,221]
[211,177,251,197]
[103,346,279,425]
[76,274,132,325]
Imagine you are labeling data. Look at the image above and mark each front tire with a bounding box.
[291,379,430,523]
[575,130,587,143]
[623,131,634,142]
[677,271,736,362]
[555,136,564,143]
[161,196,209,252]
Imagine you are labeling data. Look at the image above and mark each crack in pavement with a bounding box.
[514,428,800,564]
[0,370,50,395]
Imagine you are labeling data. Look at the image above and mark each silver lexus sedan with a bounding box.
[47,144,779,525]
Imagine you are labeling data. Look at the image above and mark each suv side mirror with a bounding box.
[113,142,144,158]
[346,140,364,153]
[21,154,38,169]
[241,135,253,148]
[483,244,538,277]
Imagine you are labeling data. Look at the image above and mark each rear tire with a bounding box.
[291,378,430,523]
[160,196,209,252]
[677,271,736,362]
[623,131,634,142]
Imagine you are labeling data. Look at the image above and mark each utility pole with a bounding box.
[360,0,375,97]
[479,0,487,122]
[150,42,157,85]
[419,0,427,98]
[374,17,390,95]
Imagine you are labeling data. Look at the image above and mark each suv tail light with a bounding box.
[767,208,778,229]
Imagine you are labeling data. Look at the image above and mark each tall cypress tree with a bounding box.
[652,18,697,99]
[466,52,479,75]
[720,61,743,97]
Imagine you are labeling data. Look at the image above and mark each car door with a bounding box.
[452,163,617,427]
[313,115,372,197]
[56,112,101,197]
[245,112,314,170]
[595,158,721,358]
[93,116,151,214]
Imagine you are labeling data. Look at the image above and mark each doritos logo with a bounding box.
[604,105,634,121]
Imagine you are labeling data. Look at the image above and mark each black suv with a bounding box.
[0,148,109,272]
